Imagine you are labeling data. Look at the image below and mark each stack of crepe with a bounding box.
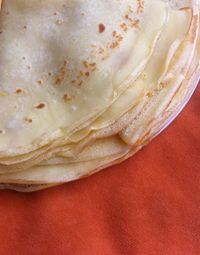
[0,0,199,191]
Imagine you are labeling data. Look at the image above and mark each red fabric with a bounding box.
[0,86,199,255]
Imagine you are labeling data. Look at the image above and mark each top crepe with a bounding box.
[0,0,167,156]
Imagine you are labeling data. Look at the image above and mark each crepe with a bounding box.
[0,0,167,156]
[0,0,168,166]
[0,0,199,191]
[0,3,192,168]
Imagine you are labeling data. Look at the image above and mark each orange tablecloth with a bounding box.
[0,86,199,255]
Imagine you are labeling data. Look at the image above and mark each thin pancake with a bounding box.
[0,0,167,157]
[0,3,192,170]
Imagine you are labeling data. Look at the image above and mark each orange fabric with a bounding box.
[0,86,199,255]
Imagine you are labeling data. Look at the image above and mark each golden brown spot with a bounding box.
[98,47,104,54]
[91,67,97,72]
[112,31,117,37]
[54,77,62,85]
[89,63,96,67]
[54,62,67,86]
[137,0,144,14]
[99,23,106,33]
[130,19,140,29]
[63,94,72,102]
[0,129,5,135]
[117,35,123,42]
[16,88,23,94]
[35,103,45,109]
[79,71,84,76]
[146,92,153,98]
[78,81,83,86]
[120,23,128,32]
[24,117,33,123]
[110,42,119,49]
[37,80,43,85]
[83,61,89,68]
